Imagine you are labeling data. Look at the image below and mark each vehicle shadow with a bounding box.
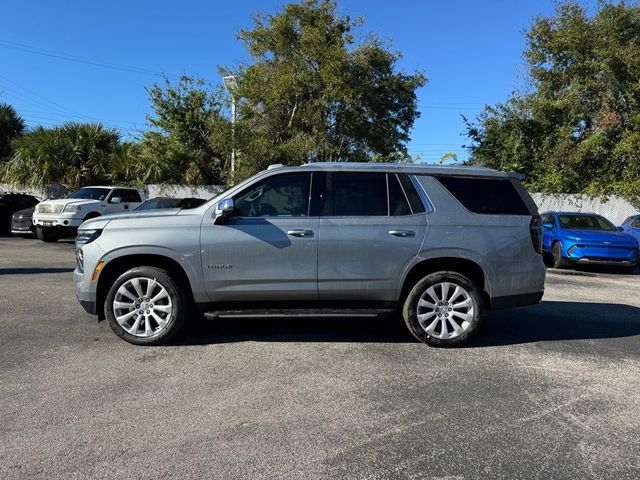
[170,300,640,346]
[0,267,75,275]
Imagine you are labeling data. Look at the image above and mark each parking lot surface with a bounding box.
[1,236,639,480]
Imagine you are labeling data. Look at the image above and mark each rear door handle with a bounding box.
[389,229,415,237]
[287,229,314,237]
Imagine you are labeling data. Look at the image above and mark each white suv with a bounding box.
[33,186,143,242]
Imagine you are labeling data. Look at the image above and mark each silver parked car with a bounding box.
[74,163,546,346]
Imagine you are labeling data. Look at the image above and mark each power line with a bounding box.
[0,39,174,76]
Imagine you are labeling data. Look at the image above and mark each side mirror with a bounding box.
[110,196,122,205]
[543,223,553,230]
[213,198,237,224]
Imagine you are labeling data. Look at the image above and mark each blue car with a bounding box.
[620,214,640,244]
[541,211,639,272]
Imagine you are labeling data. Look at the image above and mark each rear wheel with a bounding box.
[104,266,190,345]
[402,271,483,347]
[552,242,567,269]
[36,226,59,243]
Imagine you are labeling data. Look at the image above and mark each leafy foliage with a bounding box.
[223,0,426,178]
[139,76,232,185]
[4,123,122,190]
[465,1,640,205]
[0,102,25,167]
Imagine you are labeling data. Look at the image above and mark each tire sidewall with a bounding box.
[552,242,565,268]
[403,271,483,347]
[104,266,187,345]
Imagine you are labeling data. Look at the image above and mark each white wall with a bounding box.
[0,183,66,201]
[145,184,225,201]
[532,193,639,225]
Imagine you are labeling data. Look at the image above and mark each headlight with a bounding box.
[76,229,102,247]
[64,204,81,213]
[75,229,102,274]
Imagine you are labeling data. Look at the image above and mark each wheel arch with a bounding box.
[96,253,194,320]
[399,257,490,309]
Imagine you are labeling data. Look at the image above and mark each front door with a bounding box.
[201,172,319,302]
[317,172,427,301]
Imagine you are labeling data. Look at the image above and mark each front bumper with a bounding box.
[564,243,638,266]
[33,212,84,228]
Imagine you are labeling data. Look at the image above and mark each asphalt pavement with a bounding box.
[1,236,639,480]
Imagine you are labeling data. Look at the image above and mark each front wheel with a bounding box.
[552,242,567,269]
[402,271,483,347]
[104,266,190,345]
[36,226,59,243]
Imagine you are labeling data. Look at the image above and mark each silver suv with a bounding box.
[74,163,546,346]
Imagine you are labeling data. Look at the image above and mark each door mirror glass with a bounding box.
[543,222,553,230]
[110,196,122,204]
[214,198,236,224]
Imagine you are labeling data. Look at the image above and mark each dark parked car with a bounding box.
[134,197,206,211]
[11,207,36,236]
[0,193,39,235]
[620,214,640,244]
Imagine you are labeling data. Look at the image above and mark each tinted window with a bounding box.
[435,177,530,215]
[388,174,412,216]
[112,189,142,203]
[331,172,387,216]
[557,214,616,231]
[177,198,206,209]
[399,174,426,213]
[135,198,181,210]
[235,173,311,217]
[632,218,640,228]
[68,188,110,201]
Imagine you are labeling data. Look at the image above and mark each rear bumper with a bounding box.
[490,290,544,310]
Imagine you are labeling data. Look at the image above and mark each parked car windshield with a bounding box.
[557,214,616,231]
[68,188,110,201]
[135,197,205,211]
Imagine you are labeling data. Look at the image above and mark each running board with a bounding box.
[203,308,396,320]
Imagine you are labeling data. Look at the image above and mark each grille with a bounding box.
[36,203,63,214]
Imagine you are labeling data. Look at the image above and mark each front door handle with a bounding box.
[287,229,314,237]
[389,229,415,237]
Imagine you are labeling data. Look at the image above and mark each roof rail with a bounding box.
[267,163,286,170]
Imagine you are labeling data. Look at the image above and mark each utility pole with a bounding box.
[223,75,238,182]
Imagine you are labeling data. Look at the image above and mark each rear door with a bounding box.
[317,172,427,301]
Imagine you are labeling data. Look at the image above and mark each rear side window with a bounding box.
[388,174,412,216]
[331,172,387,216]
[435,176,530,215]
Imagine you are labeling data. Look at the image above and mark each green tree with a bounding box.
[139,75,232,185]
[4,123,121,190]
[0,103,25,167]
[466,1,640,205]
[222,0,426,178]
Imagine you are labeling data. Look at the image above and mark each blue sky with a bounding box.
[0,0,566,163]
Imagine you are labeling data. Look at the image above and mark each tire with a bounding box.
[104,266,190,345]
[618,265,636,274]
[402,271,484,347]
[552,242,567,269]
[36,226,59,243]
[542,251,554,268]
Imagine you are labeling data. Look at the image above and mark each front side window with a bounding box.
[331,172,387,216]
[234,173,311,217]
[111,189,142,203]
[631,218,640,228]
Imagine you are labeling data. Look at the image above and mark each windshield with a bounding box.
[558,214,616,231]
[135,198,182,211]
[68,188,110,201]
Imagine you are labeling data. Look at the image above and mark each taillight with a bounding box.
[530,215,542,254]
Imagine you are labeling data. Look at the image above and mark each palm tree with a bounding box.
[0,103,25,161]
[4,123,121,190]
